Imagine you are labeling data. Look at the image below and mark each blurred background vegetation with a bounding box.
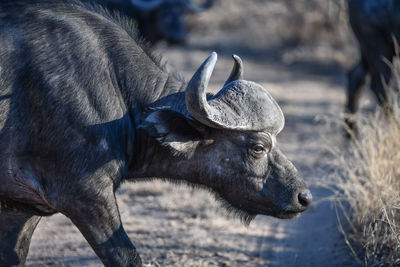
[186,0,354,67]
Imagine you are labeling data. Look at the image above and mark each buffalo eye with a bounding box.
[252,144,266,154]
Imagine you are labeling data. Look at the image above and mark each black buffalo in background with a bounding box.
[92,0,215,45]
[345,0,400,135]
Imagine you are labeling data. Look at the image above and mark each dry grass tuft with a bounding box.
[332,64,400,265]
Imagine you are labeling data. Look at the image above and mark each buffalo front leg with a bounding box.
[0,208,41,267]
[62,187,142,267]
[369,51,394,118]
[344,57,368,138]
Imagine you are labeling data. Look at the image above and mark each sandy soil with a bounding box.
[24,1,370,266]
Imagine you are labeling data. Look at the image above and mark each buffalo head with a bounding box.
[131,0,214,45]
[138,53,312,222]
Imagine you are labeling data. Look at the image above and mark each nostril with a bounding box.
[298,190,312,208]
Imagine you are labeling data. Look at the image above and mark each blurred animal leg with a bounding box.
[0,208,41,267]
[369,51,394,117]
[344,56,367,137]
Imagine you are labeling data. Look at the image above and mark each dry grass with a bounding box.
[331,66,400,265]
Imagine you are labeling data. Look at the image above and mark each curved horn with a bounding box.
[185,52,220,128]
[224,54,243,86]
[185,0,215,13]
[186,52,285,132]
[131,0,163,11]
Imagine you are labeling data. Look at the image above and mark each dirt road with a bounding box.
[24,40,366,266]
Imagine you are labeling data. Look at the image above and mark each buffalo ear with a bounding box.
[138,109,207,157]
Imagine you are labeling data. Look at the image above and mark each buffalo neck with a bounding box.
[96,16,192,181]
[127,131,199,184]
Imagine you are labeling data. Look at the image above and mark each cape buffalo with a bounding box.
[0,1,311,266]
[345,0,400,135]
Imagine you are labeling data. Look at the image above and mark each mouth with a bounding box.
[256,207,301,219]
[247,201,305,219]
[274,210,301,219]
